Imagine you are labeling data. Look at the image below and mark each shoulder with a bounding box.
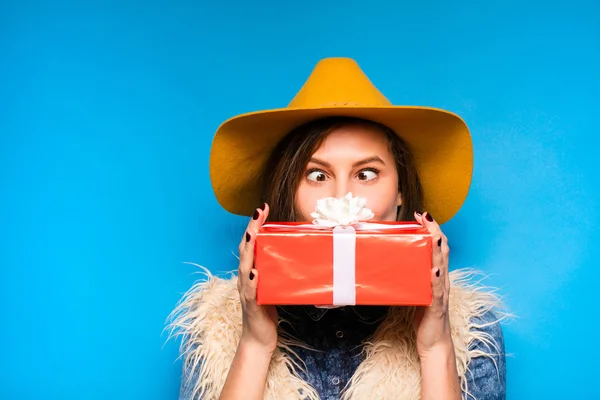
[465,310,506,400]
[470,310,505,352]
[167,272,240,400]
[179,355,201,400]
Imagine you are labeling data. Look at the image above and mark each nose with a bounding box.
[334,180,350,199]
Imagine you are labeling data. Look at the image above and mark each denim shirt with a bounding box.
[180,306,505,400]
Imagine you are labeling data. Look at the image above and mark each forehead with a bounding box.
[311,123,391,156]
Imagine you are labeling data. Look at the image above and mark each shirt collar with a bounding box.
[278,305,389,322]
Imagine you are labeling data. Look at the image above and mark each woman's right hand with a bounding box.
[237,203,278,354]
[219,204,277,399]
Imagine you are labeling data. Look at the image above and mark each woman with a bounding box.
[168,58,506,400]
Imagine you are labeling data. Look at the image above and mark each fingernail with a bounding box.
[253,209,259,220]
[425,212,434,222]
[260,203,266,211]
[249,271,255,280]
[437,238,442,247]
[436,269,440,278]
[246,232,251,242]
[415,211,422,217]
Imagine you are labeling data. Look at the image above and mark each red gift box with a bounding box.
[255,222,433,306]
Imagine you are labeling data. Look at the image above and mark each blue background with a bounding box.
[2,1,598,398]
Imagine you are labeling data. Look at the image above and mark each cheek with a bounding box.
[367,203,397,220]
[294,184,322,221]
[359,187,399,221]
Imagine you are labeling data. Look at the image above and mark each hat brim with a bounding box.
[209,105,473,224]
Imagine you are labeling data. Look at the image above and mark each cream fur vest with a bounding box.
[167,267,504,400]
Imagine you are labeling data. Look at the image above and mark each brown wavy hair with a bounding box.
[261,117,423,222]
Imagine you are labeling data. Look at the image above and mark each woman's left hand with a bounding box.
[413,211,453,357]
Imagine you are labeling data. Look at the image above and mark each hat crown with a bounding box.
[210,56,472,224]
[288,58,392,108]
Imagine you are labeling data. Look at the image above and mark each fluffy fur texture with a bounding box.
[166,267,505,400]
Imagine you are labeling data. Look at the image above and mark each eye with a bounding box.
[307,169,329,182]
[356,168,379,181]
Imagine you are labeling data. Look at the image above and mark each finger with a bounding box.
[441,232,449,256]
[432,234,444,278]
[417,212,448,259]
[414,211,425,225]
[238,207,258,255]
[420,212,444,303]
[423,213,451,311]
[245,268,259,302]
[423,212,448,270]
[239,228,255,279]
[244,205,266,243]
[249,203,269,234]
[238,210,261,284]
[431,265,445,313]
[244,203,270,271]
[422,211,442,234]
[249,205,269,300]
[238,203,266,266]
[261,203,270,224]
[238,203,270,290]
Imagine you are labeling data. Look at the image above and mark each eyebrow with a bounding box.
[309,156,386,168]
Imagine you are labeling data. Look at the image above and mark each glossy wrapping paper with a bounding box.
[255,222,433,306]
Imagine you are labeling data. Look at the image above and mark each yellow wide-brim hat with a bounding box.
[209,57,473,224]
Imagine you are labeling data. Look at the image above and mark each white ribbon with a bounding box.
[261,222,423,306]
[332,225,356,305]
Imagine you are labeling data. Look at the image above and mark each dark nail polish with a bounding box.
[260,203,266,211]
[246,232,251,242]
[437,238,442,247]
[436,269,440,278]
[253,209,259,220]
[249,271,255,280]
[425,213,434,222]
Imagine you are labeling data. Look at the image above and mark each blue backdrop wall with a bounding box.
[2,1,598,398]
